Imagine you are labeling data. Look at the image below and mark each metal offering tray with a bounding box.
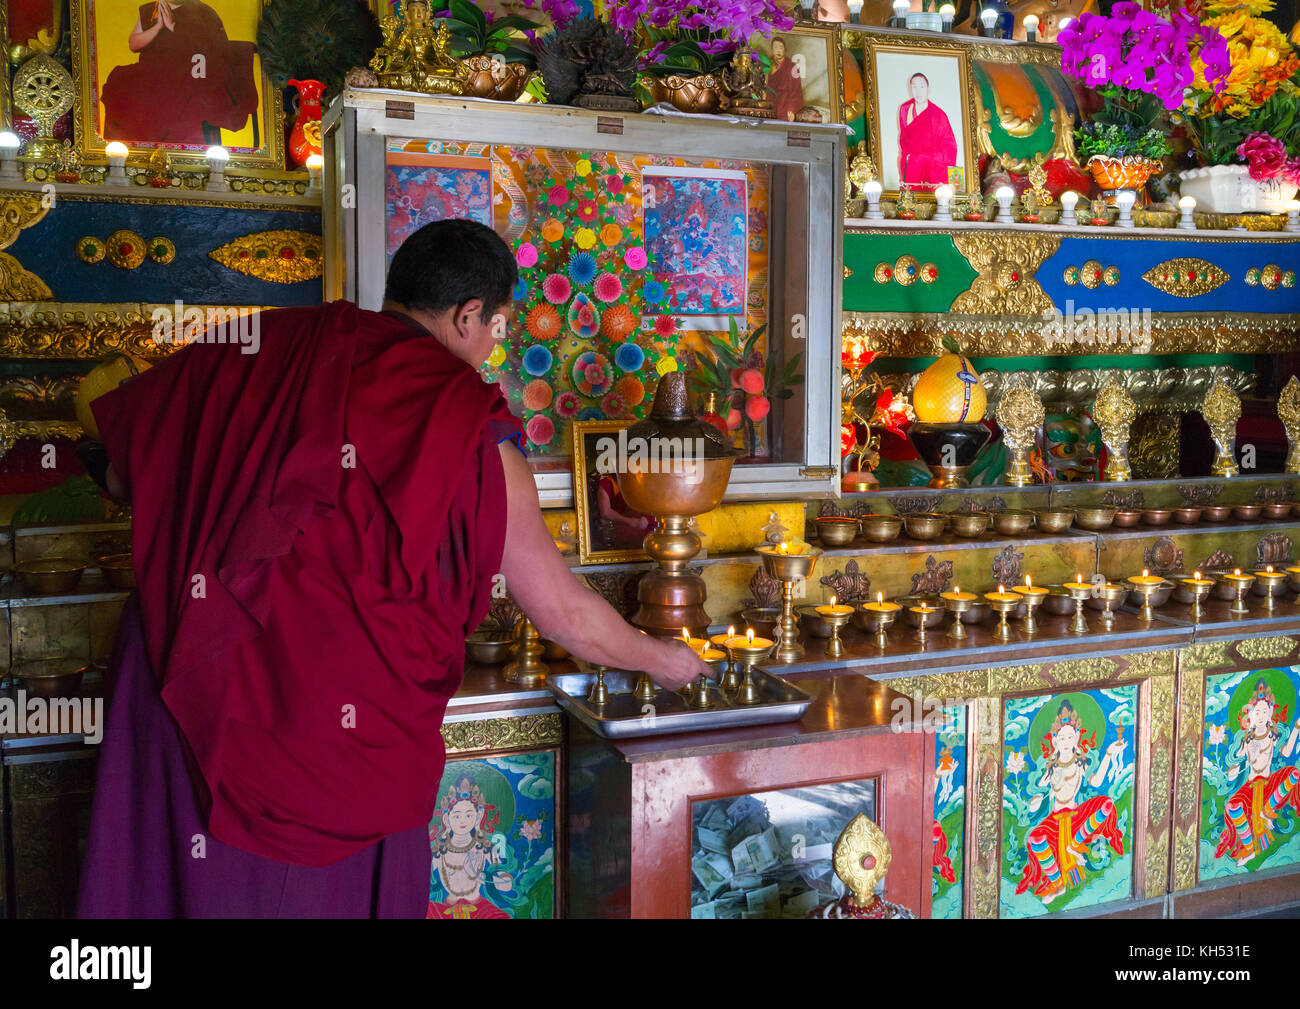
[548,668,814,739]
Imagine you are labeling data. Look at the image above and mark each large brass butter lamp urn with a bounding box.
[620,373,738,639]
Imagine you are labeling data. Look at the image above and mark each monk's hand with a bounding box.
[650,638,714,691]
[158,3,175,30]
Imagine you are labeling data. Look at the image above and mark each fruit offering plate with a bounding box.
[548,669,814,739]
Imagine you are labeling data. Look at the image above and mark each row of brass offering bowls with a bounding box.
[6,552,137,596]
[1114,502,1298,527]
[823,507,1098,548]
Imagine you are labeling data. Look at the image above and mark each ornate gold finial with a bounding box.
[995,377,1044,487]
[1203,378,1241,477]
[1281,376,1300,474]
[1094,375,1137,482]
[848,141,877,198]
[368,1,470,95]
[833,812,891,907]
[12,52,73,160]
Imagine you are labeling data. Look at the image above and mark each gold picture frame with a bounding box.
[752,22,844,126]
[859,31,978,200]
[69,0,286,169]
[571,418,653,566]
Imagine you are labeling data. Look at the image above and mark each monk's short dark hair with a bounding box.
[909,72,930,86]
[384,218,517,321]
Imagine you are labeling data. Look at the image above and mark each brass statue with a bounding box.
[996,377,1044,487]
[1093,375,1136,482]
[369,1,470,96]
[721,52,774,119]
[1279,375,1300,474]
[1202,379,1241,477]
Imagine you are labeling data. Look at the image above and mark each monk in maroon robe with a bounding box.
[76,219,706,917]
[897,73,958,191]
[101,1,258,146]
[767,38,805,123]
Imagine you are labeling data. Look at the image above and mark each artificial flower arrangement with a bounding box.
[836,333,914,480]
[691,317,803,461]
[634,0,795,82]
[1059,2,1230,192]
[1179,0,1300,195]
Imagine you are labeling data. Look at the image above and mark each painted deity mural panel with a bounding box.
[1001,686,1136,917]
[933,705,966,918]
[1201,666,1300,883]
[427,752,556,919]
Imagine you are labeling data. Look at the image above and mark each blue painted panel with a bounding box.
[7,200,323,306]
[1040,236,1300,314]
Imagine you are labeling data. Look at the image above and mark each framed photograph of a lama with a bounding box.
[751,23,843,126]
[69,0,285,168]
[861,36,977,199]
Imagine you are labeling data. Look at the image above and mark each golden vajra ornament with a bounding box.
[1203,378,1241,477]
[1093,375,1137,482]
[369,2,470,95]
[1280,375,1300,474]
[847,141,877,198]
[995,377,1044,487]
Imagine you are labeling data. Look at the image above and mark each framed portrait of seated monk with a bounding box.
[860,34,978,200]
[69,0,294,168]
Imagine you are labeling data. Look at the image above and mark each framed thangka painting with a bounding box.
[427,752,557,919]
[932,705,966,919]
[1001,686,1136,917]
[642,166,748,322]
[689,778,876,919]
[70,0,284,167]
[385,143,493,263]
[1200,666,1300,882]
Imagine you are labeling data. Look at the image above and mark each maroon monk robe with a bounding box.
[101,2,258,145]
[767,57,805,122]
[897,99,958,190]
[91,301,520,867]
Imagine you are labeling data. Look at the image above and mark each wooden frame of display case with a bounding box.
[323,91,845,506]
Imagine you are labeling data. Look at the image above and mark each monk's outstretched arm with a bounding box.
[497,443,709,690]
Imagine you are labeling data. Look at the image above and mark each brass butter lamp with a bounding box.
[618,373,738,639]
[859,593,899,650]
[758,541,821,663]
[723,627,774,705]
[815,595,854,658]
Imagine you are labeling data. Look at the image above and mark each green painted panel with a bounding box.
[844,232,977,313]
[973,63,1059,164]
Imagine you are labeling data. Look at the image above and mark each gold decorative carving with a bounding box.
[76,236,105,265]
[146,237,176,265]
[0,303,271,360]
[1141,258,1229,297]
[840,310,1300,356]
[950,232,1060,315]
[1130,409,1181,480]
[1235,635,1298,663]
[1203,379,1241,477]
[440,712,562,754]
[1124,650,1177,679]
[1260,264,1283,290]
[832,813,892,905]
[1094,375,1136,482]
[105,230,146,270]
[208,230,324,284]
[975,739,1002,861]
[0,192,51,249]
[1184,640,1233,674]
[893,254,920,286]
[995,377,1043,487]
[369,4,470,95]
[887,670,988,699]
[0,250,50,300]
[1174,823,1198,892]
[1146,831,1170,899]
[1080,259,1104,289]
[873,261,893,283]
[970,863,999,920]
[1281,375,1300,474]
[1149,675,1175,827]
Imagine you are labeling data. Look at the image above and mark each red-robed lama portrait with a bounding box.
[897,72,958,190]
[767,37,806,123]
[101,0,259,146]
[75,219,709,918]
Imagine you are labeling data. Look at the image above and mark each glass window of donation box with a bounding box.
[324,94,844,504]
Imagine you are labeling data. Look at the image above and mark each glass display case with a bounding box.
[323,91,845,505]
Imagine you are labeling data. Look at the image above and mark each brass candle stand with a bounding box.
[817,606,853,659]
[1094,376,1136,482]
[1224,570,1255,614]
[1013,589,1047,635]
[996,378,1045,487]
[758,545,821,663]
[503,616,549,685]
[1095,582,1127,627]
[1065,583,1093,634]
[619,373,738,639]
[987,592,1021,641]
[905,604,943,646]
[724,635,775,706]
[941,592,975,639]
[1180,575,1214,622]
[1254,568,1288,612]
[683,648,728,709]
[1203,379,1241,478]
[1126,576,1171,622]
[588,665,610,706]
[858,603,897,649]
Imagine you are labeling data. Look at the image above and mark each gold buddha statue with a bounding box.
[369,0,470,96]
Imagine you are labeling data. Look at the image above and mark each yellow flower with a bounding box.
[575,227,597,249]
[1225,101,1252,116]
[487,343,507,369]
[600,223,623,247]
[576,158,592,177]
[656,356,678,376]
